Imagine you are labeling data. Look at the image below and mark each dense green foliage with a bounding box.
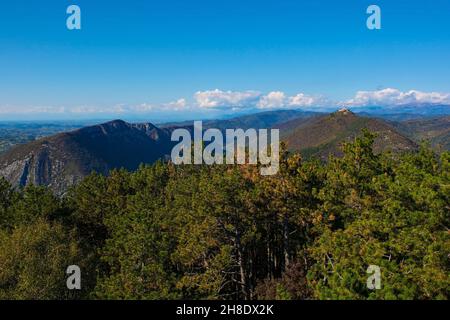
[0,131,449,300]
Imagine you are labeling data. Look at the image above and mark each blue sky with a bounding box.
[0,0,449,120]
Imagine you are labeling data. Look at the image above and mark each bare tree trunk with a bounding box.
[235,229,248,299]
[283,213,290,268]
[267,242,272,279]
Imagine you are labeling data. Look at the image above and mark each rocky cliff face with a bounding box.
[0,120,173,194]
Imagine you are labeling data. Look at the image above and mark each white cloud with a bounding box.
[164,98,187,110]
[194,89,261,109]
[0,90,331,115]
[346,88,450,107]
[0,105,67,114]
[128,103,153,112]
[257,91,286,109]
[194,89,328,110]
[91,98,188,114]
[288,93,329,107]
[4,87,448,117]
[130,98,187,113]
[0,99,188,115]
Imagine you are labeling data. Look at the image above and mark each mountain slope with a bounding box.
[0,120,172,194]
[203,110,318,131]
[354,104,450,119]
[161,109,318,131]
[279,109,418,159]
[392,116,450,151]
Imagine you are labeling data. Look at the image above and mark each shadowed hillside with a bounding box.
[0,120,173,194]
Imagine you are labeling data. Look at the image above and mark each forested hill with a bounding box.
[278,109,417,159]
[0,132,448,299]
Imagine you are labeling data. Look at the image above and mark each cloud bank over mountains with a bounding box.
[193,89,328,110]
[194,89,261,109]
[345,88,450,107]
[192,88,450,111]
[1,88,449,118]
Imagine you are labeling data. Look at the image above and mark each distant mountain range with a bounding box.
[0,109,448,194]
[352,104,450,118]
[161,109,317,131]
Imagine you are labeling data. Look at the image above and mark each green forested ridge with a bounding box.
[0,131,449,300]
